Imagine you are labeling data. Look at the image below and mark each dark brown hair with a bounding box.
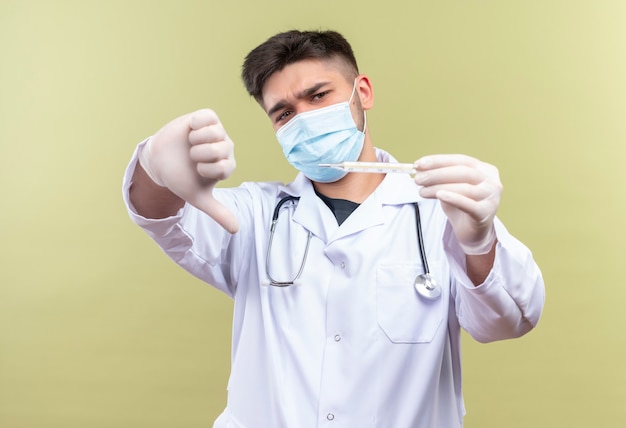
[241,30,359,103]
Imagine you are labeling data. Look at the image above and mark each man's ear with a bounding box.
[356,74,374,110]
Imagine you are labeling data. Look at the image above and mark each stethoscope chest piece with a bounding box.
[414,273,441,300]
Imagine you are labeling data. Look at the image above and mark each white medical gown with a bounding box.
[123,142,545,428]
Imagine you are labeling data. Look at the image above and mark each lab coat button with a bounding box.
[334,334,341,342]
[326,413,335,421]
[340,262,346,269]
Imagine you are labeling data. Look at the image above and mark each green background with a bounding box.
[1,0,625,426]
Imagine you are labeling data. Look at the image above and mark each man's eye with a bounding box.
[277,110,293,123]
[312,91,329,101]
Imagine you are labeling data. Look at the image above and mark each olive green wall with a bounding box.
[1,1,624,427]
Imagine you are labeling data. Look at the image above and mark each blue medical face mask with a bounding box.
[275,81,366,183]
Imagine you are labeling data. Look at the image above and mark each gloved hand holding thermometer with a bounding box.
[138,109,239,233]
[413,154,502,255]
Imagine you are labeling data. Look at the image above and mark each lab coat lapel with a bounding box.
[376,169,423,205]
[332,172,421,241]
[289,178,337,243]
[285,162,422,244]
[329,193,384,242]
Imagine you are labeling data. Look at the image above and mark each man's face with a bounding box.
[261,58,364,132]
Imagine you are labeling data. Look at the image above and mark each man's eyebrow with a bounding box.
[266,81,331,117]
[267,100,287,118]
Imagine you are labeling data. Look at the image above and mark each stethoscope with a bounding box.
[265,196,441,300]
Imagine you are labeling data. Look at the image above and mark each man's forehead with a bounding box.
[261,58,353,107]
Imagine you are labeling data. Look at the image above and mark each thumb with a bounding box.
[187,190,240,234]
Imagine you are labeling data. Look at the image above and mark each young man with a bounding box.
[123,30,544,428]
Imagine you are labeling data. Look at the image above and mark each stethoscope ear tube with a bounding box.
[413,202,441,300]
[265,196,309,287]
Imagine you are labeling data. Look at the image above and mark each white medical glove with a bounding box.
[138,108,239,233]
[414,154,501,255]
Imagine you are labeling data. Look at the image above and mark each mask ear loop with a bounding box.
[348,78,367,134]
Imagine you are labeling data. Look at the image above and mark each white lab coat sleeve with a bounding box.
[443,218,545,343]
[121,139,253,298]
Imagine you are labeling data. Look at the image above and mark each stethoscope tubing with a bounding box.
[266,196,311,287]
[265,195,440,299]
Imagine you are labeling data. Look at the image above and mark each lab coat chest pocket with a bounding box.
[376,263,444,344]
